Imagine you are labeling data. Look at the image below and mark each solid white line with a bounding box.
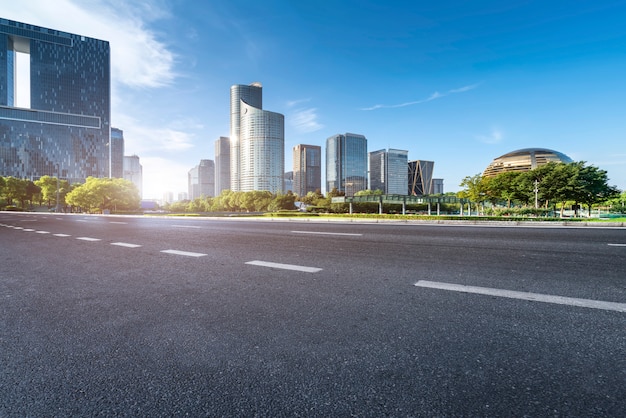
[291,230,362,236]
[171,225,202,229]
[76,237,101,242]
[161,249,207,257]
[111,242,142,248]
[414,280,626,313]
[53,234,71,237]
[246,260,322,273]
[608,243,626,247]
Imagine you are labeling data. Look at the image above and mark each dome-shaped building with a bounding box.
[483,148,573,177]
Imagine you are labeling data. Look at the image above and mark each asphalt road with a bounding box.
[1,212,625,417]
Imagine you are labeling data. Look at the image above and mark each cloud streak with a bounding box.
[362,83,480,111]
[287,99,324,134]
[475,128,504,144]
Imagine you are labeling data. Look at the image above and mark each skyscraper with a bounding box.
[293,144,321,197]
[0,18,111,182]
[123,155,143,198]
[369,148,408,194]
[188,159,215,199]
[110,127,125,179]
[326,133,368,196]
[229,82,285,193]
[408,160,435,196]
[214,136,230,195]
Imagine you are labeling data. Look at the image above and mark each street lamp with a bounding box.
[55,164,61,213]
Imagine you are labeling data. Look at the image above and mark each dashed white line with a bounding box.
[22,228,35,232]
[414,280,626,313]
[246,260,322,273]
[111,242,142,248]
[53,234,71,237]
[76,237,101,242]
[171,225,202,229]
[109,221,128,225]
[291,230,362,237]
[608,243,626,247]
[35,231,50,234]
[161,249,207,257]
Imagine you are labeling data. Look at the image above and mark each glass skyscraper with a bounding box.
[188,159,215,199]
[110,127,125,179]
[369,148,408,194]
[0,18,111,182]
[326,133,368,196]
[214,136,230,195]
[293,144,321,197]
[230,83,284,193]
[408,160,435,196]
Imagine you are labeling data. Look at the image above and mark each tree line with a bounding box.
[459,161,621,216]
[0,176,140,213]
[2,161,623,216]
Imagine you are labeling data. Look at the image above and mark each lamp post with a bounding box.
[55,164,61,213]
[534,180,539,209]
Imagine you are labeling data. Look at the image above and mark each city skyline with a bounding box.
[3,1,625,199]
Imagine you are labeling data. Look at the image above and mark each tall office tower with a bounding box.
[408,160,435,196]
[0,18,110,182]
[293,144,321,197]
[369,148,409,195]
[284,171,293,193]
[431,178,444,194]
[230,83,284,193]
[214,136,230,195]
[123,155,143,198]
[188,159,215,199]
[326,133,368,196]
[110,128,125,178]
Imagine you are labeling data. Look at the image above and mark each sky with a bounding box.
[4,0,626,199]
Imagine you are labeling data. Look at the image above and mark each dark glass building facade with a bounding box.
[408,160,434,196]
[369,148,408,195]
[293,144,321,197]
[0,18,110,182]
[326,133,367,196]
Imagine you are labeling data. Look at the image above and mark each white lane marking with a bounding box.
[77,220,88,222]
[246,260,322,273]
[111,242,142,248]
[291,230,362,237]
[53,234,71,237]
[414,280,626,313]
[13,227,24,230]
[109,221,128,225]
[35,231,50,234]
[161,249,207,257]
[76,237,101,242]
[23,228,35,232]
[171,225,202,229]
[608,243,626,247]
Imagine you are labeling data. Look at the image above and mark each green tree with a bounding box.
[571,164,620,216]
[65,177,140,213]
[269,191,296,211]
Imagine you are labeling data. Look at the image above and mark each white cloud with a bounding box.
[286,99,323,134]
[3,0,177,89]
[362,83,480,111]
[290,108,324,134]
[475,128,504,144]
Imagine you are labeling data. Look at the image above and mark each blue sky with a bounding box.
[5,0,626,199]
